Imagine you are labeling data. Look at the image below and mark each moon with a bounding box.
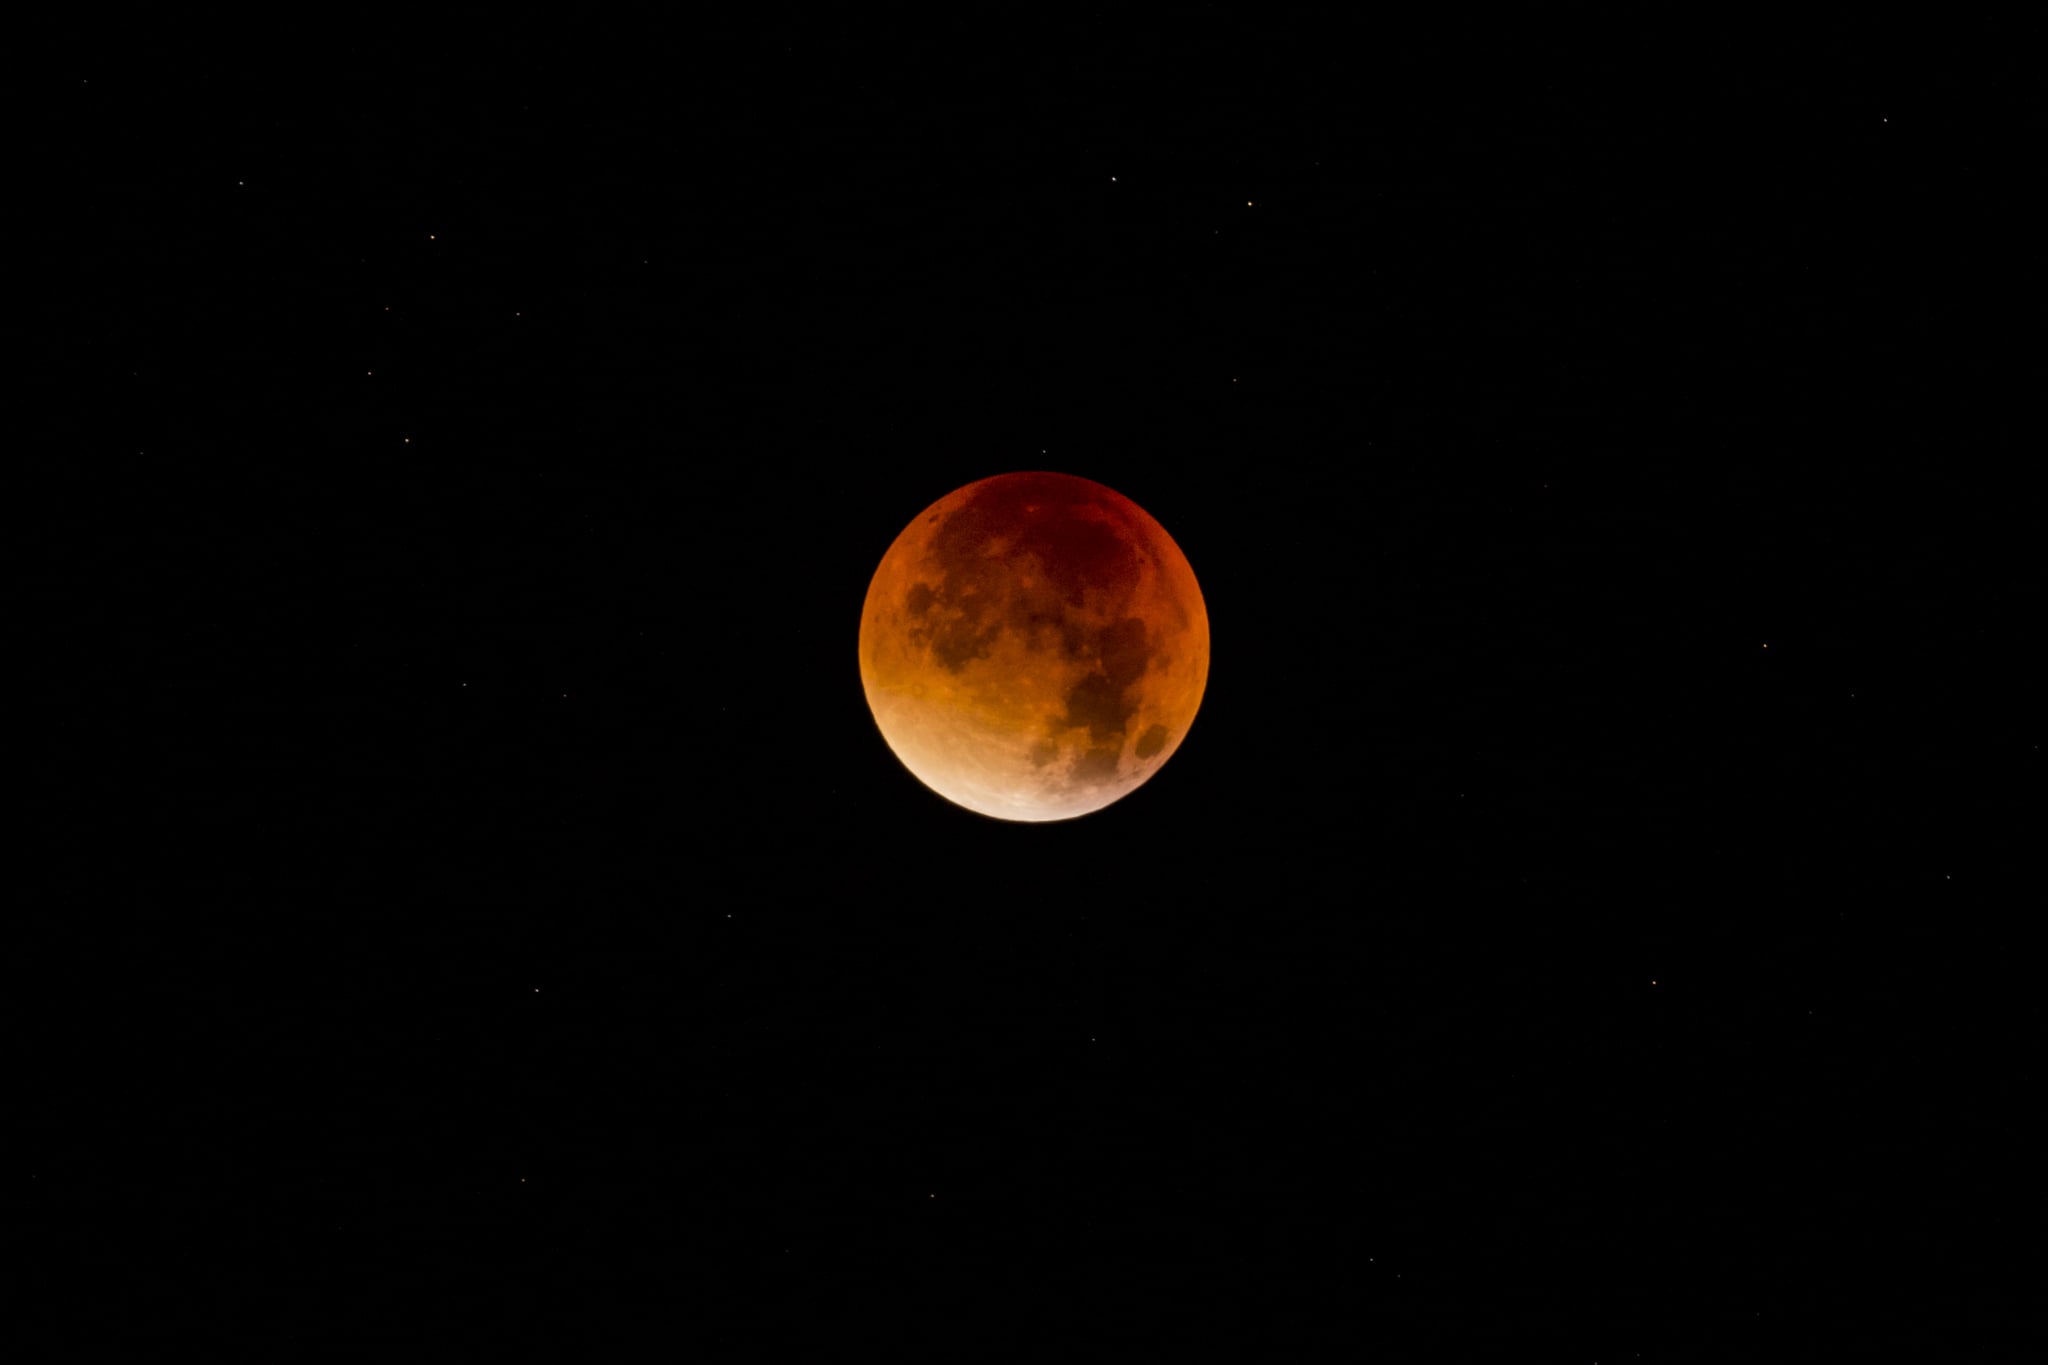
[859,471,1209,822]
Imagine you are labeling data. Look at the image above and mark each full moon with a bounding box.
[859,471,1209,822]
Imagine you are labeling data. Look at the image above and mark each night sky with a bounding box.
[22,16,2036,1355]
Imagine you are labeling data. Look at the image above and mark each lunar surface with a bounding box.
[860,471,1208,821]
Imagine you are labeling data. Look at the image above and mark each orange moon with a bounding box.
[859,471,1209,822]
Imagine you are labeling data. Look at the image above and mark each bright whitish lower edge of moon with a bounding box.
[860,472,1209,822]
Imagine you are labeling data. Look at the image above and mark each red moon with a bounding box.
[859,471,1209,822]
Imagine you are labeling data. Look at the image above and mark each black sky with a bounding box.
[20,15,2037,1355]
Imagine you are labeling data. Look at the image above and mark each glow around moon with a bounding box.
[859,471,1209,822]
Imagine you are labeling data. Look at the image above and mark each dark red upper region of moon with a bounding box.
[859,471,1209,821]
